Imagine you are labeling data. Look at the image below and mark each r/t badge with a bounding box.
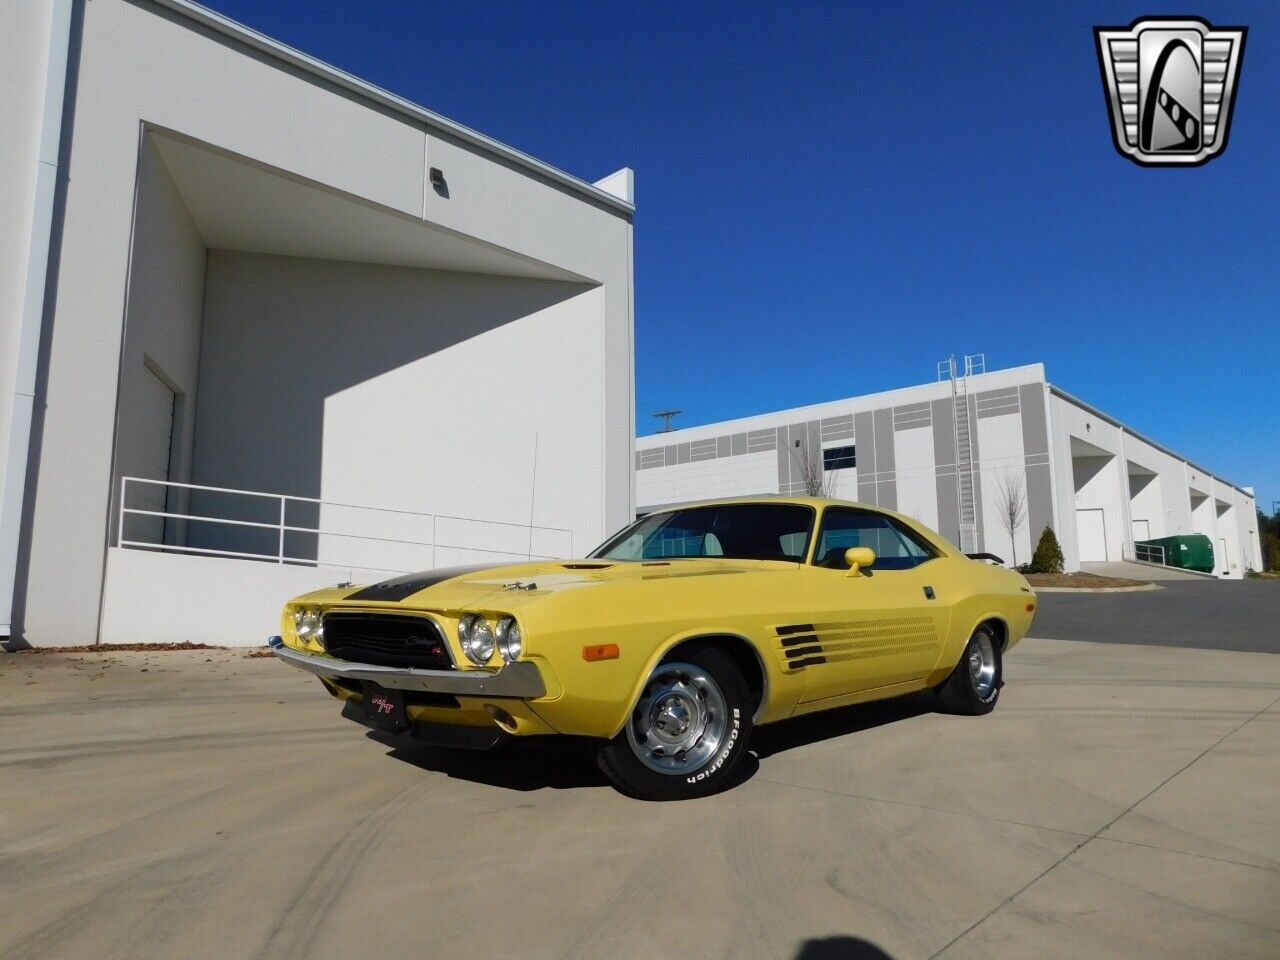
[1095,17,1246,166]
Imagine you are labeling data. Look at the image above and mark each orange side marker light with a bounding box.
[583,643,620,662]
[1026,603,1036,612]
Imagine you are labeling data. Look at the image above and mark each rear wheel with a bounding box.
[597,647,752,800]
[936,624,1002,715]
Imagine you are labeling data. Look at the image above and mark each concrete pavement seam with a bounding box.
[923,690,1280,959]
[1089,834,1279,875]
[753,776,1093,841]
[755,775,1279,878]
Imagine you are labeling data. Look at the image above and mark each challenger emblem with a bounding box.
[1094,17,1246,166]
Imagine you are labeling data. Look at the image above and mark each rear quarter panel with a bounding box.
[924,559,1036,687]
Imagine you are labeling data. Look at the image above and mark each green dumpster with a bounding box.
[1135,534,1215,573]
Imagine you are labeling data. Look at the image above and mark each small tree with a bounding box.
[994,472,1028,567]
[791,435,838,498]
[1262,530,1280,573]
[1031,526,1064,574]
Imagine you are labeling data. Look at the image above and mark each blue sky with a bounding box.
[204,1,1279,510]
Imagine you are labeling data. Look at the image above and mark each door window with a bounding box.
[812,508,937,570]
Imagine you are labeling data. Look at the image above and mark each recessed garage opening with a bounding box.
[1189,488,1213,540]
[112,130,591,565]
[1126,461,1164,545]
[102,130,600,642]
[1071,436,1120,564]
[1214,499,1236,576]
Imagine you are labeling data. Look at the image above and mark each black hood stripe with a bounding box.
[345,563,511,602]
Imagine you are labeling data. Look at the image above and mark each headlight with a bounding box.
[496,617,522,662]
[294,606,323,641]
[458,613,495,665]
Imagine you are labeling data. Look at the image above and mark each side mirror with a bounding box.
[845,547,876,577]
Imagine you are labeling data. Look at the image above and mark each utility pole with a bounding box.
[653,409,682,433]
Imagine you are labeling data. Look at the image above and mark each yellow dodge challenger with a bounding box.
[271,497,1036,800]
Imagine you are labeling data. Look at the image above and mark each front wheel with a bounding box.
[597,647,753,800]
[936,625,1002,715]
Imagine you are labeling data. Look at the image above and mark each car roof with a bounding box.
[638,496,957,554]
[646,495,864,511]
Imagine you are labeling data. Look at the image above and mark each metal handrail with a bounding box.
[1124,540,1167,565]
[117,476,574,570]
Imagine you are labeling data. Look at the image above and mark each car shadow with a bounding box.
[368,691,938,794]
[793,936,896,959]
[749,692,937,760]
[369,729,611,791]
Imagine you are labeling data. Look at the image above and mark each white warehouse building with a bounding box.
[1,0,635,647]
[636,360,1261,579]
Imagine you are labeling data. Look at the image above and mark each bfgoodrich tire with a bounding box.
[936,624,1002,716]
[597,647,752,801]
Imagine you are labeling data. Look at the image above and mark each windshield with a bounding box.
[592,503,815,562]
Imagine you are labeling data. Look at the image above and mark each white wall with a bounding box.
[1235,489,1262,574]
[635,373,1258,580]
[636,450,779,509]
[191,251,599,560]
[111,137,207,532]
[974,411,1033,566]
[635,365,1050,557]
[15,0,633,645]
[0,0,55,472]
[1049,390,1257,577]
[0,0,61,636]
[892,426,938,533]
[98,547,400,647]
[1209,479,1258,578]
[1121,432,1192,539]
[1126,470,1165,539]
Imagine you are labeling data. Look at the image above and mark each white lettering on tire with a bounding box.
[687,708,741,783]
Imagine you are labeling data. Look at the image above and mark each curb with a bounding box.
[1031,583,1163,594]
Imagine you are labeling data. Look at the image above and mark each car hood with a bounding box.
[307,557,795,611]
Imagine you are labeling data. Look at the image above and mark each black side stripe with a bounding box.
[345,564,508,602]
[780,633,819,647]
[777,623,816,636]
[789,656,827,669]
[784,645,823,659]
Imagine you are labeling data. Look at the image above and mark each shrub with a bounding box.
[1030,526,1064,574]
[1263,531,1280,573]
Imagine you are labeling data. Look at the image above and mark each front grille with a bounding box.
[322,612,454,669]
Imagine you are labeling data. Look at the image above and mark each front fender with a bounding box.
[530,625,787,740]
[604,628,785,739]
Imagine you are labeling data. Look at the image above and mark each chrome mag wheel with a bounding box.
[968,630,997,699]
[626,661,728,775]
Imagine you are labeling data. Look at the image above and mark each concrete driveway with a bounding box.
[1,638,1277,960]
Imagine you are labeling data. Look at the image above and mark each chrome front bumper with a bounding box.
[267,636,547,698]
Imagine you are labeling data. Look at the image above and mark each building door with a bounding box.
[133,365,177,544]
[1075,508,1107,561]
[1131,519,1150,541]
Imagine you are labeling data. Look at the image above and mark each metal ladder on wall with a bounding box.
[938,354,984,552]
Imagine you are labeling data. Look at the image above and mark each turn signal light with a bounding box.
[582,643,620,662]
[1026,603,1036,612]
